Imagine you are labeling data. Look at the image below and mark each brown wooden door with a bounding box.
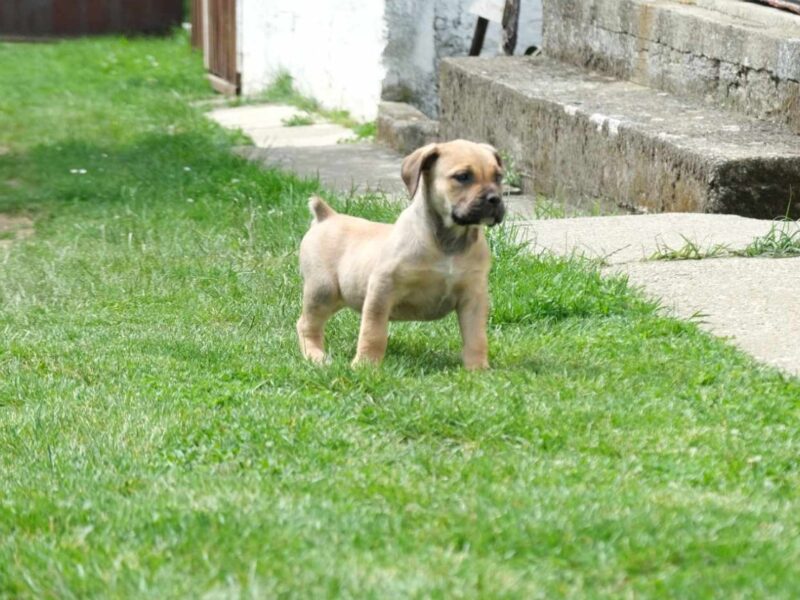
[205,0,238,95]
[190,0,204,49]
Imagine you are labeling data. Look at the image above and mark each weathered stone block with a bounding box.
[543,0,800,132]
[440,56,800,218]
[376,101,440,155]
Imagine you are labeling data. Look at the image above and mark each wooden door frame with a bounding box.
[193,0,240,95]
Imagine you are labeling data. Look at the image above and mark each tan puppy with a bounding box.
[297,139,505,369]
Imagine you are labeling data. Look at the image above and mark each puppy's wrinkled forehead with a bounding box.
[435,141,502,180]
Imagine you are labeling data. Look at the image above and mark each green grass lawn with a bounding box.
[1,34,800,599]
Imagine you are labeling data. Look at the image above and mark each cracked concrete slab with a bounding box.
[608,257,800,376]
[515,213,800,264]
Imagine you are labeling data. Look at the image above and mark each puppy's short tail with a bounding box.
[308,196,336,223]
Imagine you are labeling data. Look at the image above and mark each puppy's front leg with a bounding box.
[457,284,490,370]
[353,275,394,367]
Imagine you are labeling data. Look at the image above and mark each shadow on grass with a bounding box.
[0,130,318,217]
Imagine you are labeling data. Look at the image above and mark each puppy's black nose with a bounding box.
[485,194,501,206]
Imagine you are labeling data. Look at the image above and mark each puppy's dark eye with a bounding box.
[452,171,472,184]
[494,172,504,184]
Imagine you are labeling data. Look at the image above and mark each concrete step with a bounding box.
[376,101,439,156]
[543,0,800,132]
[439,55,800,218]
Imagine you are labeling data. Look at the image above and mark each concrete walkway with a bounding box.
[518,213,800,265]
[208,104,358,148]
[613,257,800,374]
[236,144,406,196]
[208,103,800,377]
[209,104,405,195]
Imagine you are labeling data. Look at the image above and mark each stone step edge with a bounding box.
[542,0,800,131]
[439,55,800,218]
[376,101,440,156]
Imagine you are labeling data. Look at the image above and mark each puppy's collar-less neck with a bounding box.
[413,192,478,256]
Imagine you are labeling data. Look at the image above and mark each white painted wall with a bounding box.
[238,0,543,120]
[239,0,387,120]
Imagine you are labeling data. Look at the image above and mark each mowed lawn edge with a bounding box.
[1,34,799,599]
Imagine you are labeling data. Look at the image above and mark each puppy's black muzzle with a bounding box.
[452,193,505,227]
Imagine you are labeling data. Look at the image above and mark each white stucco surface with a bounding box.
[239,0,387,120]
[238,0,542,120]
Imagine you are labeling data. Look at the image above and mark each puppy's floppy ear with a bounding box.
[401,143,439,199]
[479,143,503,168]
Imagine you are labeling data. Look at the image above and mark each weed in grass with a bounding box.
[650,235,731,261]
[739,220,800,258]
[533,195,568,219]
[281,112,315,127]
[650,222,800,261]
[336,121,378,144]
[499,150,523,189]
[353,120,377,139]
[261,71,373,137]
[261,71,317,110]
[322,108,358,129]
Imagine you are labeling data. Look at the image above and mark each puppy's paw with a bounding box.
[464,359,490,371]
[351,354,381,368]
[302,349,330,365]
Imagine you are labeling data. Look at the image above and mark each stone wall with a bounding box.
[543,0,800,132]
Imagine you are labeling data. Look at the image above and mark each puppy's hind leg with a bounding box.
[297,283,340,363]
